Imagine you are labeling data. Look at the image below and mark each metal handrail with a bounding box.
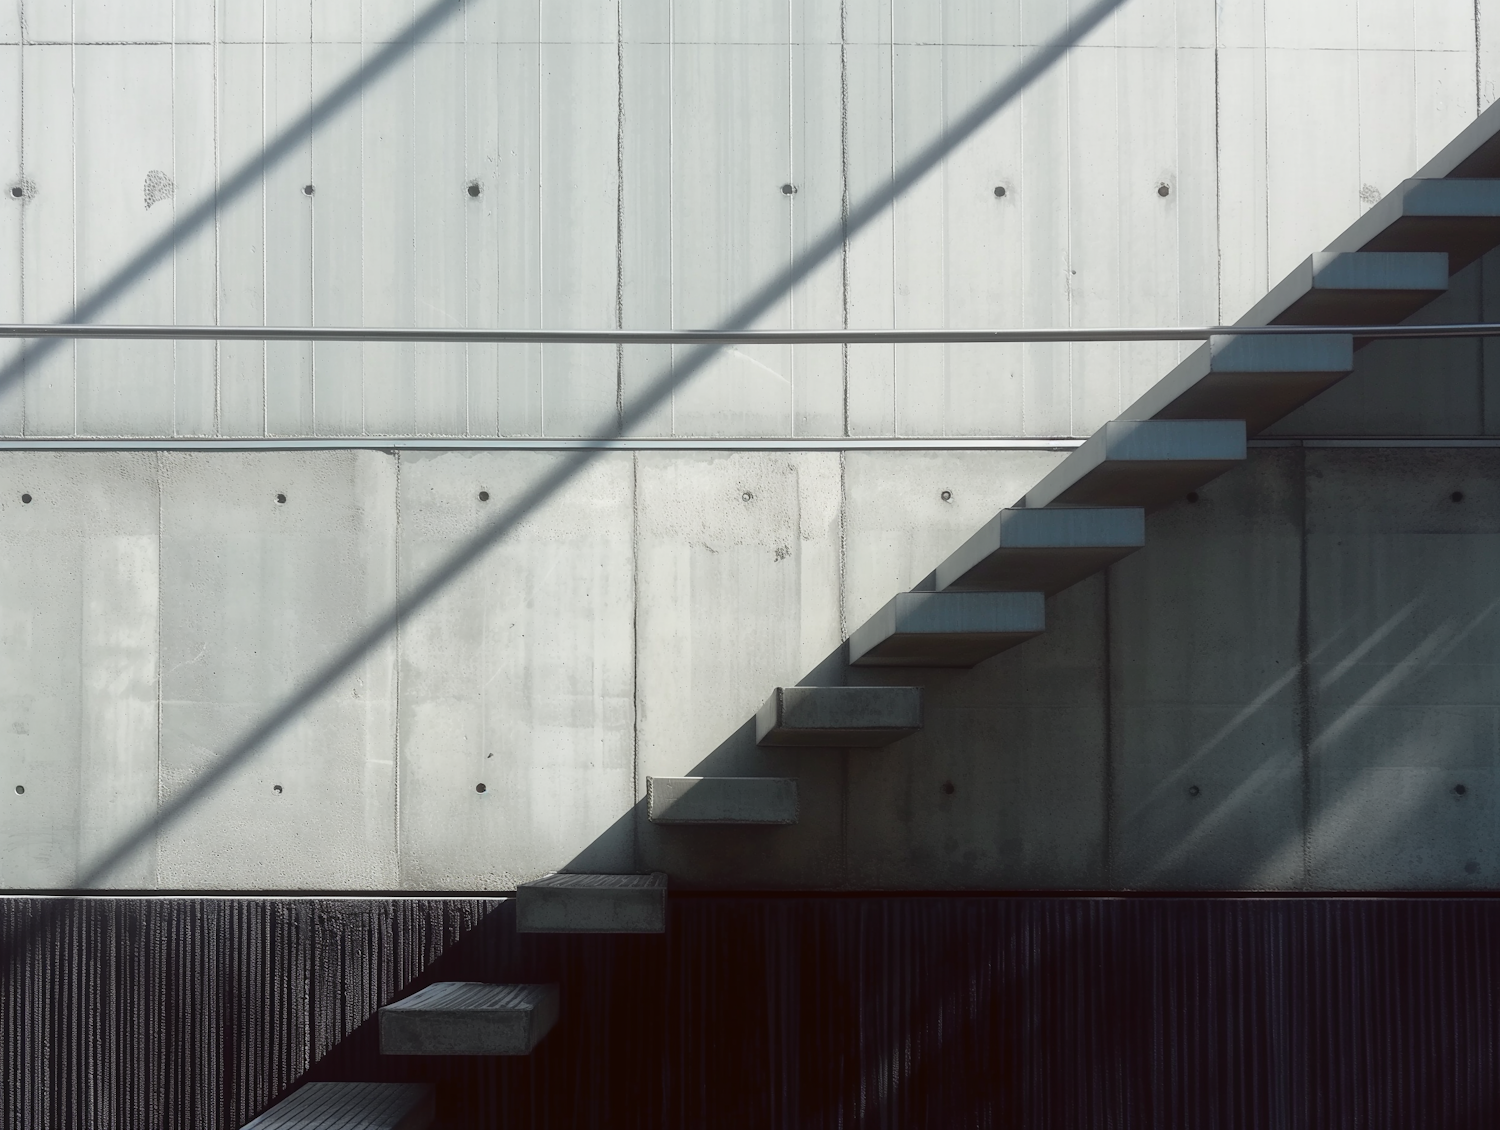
[2,322,1500,344]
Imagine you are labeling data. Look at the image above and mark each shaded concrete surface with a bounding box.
[1109,450,1305,889]
[1306,448,1500,888]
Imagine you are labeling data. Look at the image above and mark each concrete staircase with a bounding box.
[234,85,1500,1130]
[744,100,1500,782]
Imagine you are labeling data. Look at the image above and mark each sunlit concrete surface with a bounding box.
[0,0,1488,441]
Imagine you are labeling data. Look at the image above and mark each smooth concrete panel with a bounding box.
[19,46,78,437]
[1110,450,1304,889]
[1306,448,1500,889]
[634,452,842,885]
[156,452,399,888]
[842,576,1108,889]
[73,45,176,437]
[396,452,635,889]
[0,454,159,888]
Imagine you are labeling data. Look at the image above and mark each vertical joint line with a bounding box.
[1102,566,1114,887]
[840,0,850,438]
[1298,442,1312,888]
[615,2,626,436]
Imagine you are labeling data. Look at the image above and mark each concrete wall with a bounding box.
[3,439,1499,892]
[0,0,1489,441]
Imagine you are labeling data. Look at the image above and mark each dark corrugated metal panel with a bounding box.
[2,896,1498,1129]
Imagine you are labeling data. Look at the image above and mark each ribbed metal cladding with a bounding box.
[1,896,1497,1129]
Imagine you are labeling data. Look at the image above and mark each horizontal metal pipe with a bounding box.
[1,322,1500,343]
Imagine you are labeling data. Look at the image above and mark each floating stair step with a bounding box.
[517,872,667,934]
[1121,334,1352,435]
[936,507,1144,594]
[647,776,798,825]
[1325,178,1500,270]
[1022,420,1246,511]
[1238,251,1448,329]
[241,1084,433,1130]
[849,591,1045,668]
[755,686,923,747]
[380,982,559,1056]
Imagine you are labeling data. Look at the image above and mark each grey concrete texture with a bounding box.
[516,872,668,933]
[155,451,401,888]
[1237,251,1449,329]
[394,452,635,890]
[755,686,923,747]
[1023,420,1247,510]
[0,454,159,888]
[1305,449,1500,889]
[1108,450,1305,889]
[379,982,559,1056]
[2,4,1486,442]
[936,506,1145,594]
[632,452,843,884]
[240,1083,433,1130]
[647,777,799,825]
[849,591,1046,667]
[1122,333,1353,435]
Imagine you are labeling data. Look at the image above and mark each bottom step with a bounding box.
[647,776,799,825]
[241,1083,433,1130]
[517,872,668,933]
[380,982,560,1056]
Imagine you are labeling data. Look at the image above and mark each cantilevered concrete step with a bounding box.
[1022,420,1246,511]
[517,872,667,934]
[380,982,559,1056]
[936,507,1144,594]
[849,591,1045,667]
[241,1084,433,1130]
[756,686,922,747]
[1325,178,1500,269]
[647,776,798,825]
[1238,251,1448,329]
[1121,334,1352,435]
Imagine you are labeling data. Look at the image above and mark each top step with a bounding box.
[241,1084,433,1130]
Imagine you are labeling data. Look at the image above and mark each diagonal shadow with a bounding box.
[0,0,468,402]
[2,0,1129,947]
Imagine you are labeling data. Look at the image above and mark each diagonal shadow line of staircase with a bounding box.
[636,99,1500,828]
